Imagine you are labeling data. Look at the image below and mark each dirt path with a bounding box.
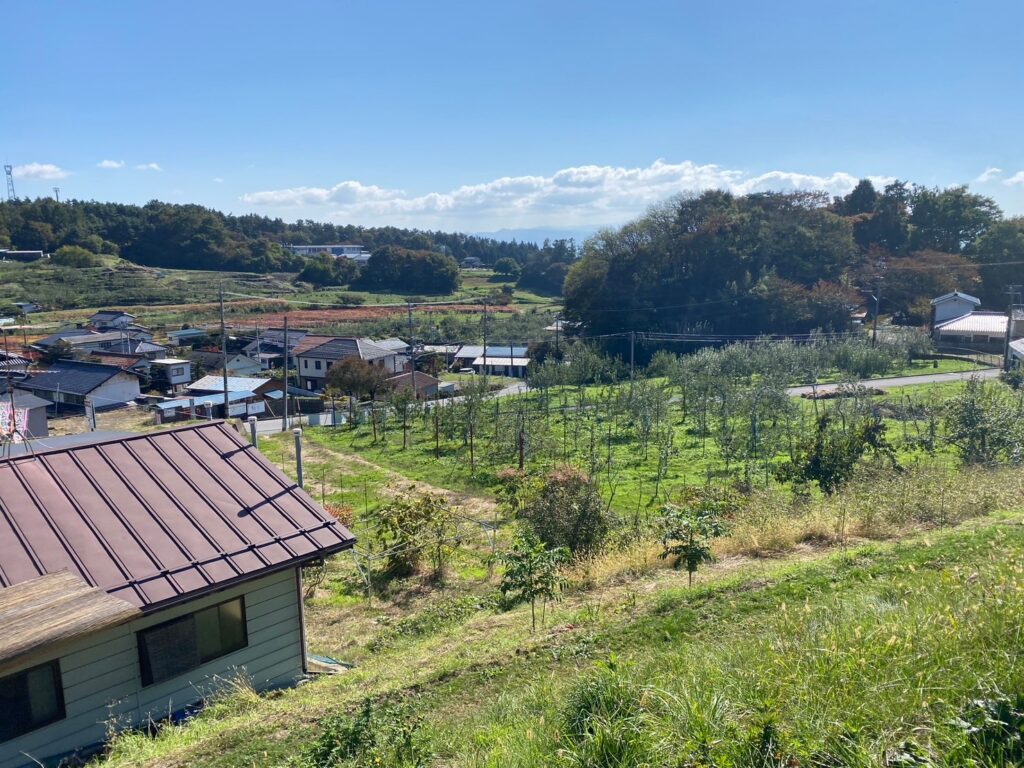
[299,438,499,518]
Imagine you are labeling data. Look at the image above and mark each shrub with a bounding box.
[519,467,613,557]
[300,698,430,768]
[51,245,101,267]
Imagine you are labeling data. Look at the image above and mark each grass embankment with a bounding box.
[96,504,1024,767]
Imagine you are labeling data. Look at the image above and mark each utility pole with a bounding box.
[870,257,886,347]
[630,330,636,381]
[219,285,229,416]
[52,187,60,203]
[1005,285,1020,371]
[407,301,416,399]
[554,314,560,357]
[282,316,290,432]
[871,281,882,347]
[481,299,488,388]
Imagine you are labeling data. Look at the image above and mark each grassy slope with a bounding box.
[96,511,1024,767]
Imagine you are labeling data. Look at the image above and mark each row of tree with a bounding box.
[0,198,544,275]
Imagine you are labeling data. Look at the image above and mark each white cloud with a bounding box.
[240,159,895,230]
[12,162,70,180]
[135,162,162,171]
[975,167,1002,183]
[1003,171,1024,187]
[212,177,224,183]
[97,159,125,169]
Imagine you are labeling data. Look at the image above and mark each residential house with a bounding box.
[225,353,263,377]
[185,350,225,374]
[385,371,441,399]
[186,375,285,419]
[930,291,982,326]
[36,330,157,357]
[76,352,150,376]
[12,302,40,314]
[131,341,167,359]
[375,337,412,370]
[0,352,30,375]
[2,251,44,263]
[471,353,530,378]
[149,358,192,392]
[294,337,399,392]
[166,328,208,347]
[187,351,263,378]
[932,312,1009,353]
[451,345,529,376]
[283,244,371,264]
[0,423,355,768]
[1010,338,1024,368]
[15,360,141,413]
[0,392,51,440]
[32,328,95,349]
[88,311,136,330]
[242,328,310,370]
[460,257,484,269]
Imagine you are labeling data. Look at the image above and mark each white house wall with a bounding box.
[90,373,142,410]
[933,298,977,325]
[2,569,304,768]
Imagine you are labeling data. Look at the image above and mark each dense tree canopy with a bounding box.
[564,183,1016,336]
[0,198,541,275]
[356,245,461,294]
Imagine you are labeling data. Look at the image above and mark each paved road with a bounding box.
[786,367,999,397]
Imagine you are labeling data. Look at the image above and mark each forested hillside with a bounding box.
[0,198,541,273]
[565,181,1023,334]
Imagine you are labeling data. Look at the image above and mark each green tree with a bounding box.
[51,245,100,267]
[777,413,897,494]
[375,493,458,579]
[519,467,612,556]
[909,185,1000,253]
[39,339,73,364]
[497,529,568,631]
[657,496,728,586]
[493,256,521,278]
[943,378,1023,465]
[357,245,460,294]
[325,357,389,404]
[966,217,1024,306]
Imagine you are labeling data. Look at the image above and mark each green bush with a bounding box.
[300,698,430,768]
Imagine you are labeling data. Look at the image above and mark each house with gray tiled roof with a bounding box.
[295,337,402,392]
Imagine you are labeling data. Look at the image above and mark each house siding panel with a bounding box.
[1,569,304,768]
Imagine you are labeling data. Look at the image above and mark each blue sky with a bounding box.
[4,0,1023,233]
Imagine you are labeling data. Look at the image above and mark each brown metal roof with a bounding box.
[0,570,141,672]
[0,422,355,613]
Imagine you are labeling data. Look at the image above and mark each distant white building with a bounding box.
[283,244,371,264]
[149,358,192,392]
[930,291,981,326]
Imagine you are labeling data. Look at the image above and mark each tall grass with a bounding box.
[453,522,1024,767]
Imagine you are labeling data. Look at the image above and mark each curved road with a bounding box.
[785,367,999,397]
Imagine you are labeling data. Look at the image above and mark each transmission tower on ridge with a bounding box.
[4,165,15,201]
[52,187,61,202]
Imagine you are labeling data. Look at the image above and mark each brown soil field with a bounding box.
[249,304,517,326]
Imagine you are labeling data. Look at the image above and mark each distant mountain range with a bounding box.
[472,227,597,246]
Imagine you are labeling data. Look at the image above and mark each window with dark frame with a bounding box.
[137,597,247,686]
[0,660,66,742]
